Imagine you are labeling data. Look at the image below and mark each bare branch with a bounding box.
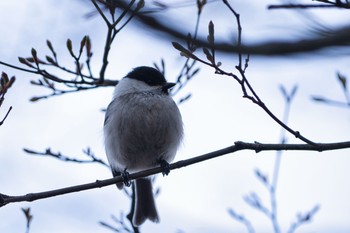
[94,0,144,83]
[2,140,350,207]
[228,208,255,233]
[1,36,118,101]
[312,96,350,107]
[0,106,12,126]
[99,213,134,233]
[23,147,109,168]
[21,207,33,233]
[91,0,112,27]
[173,1,316,145]
[0,73,15,125]
[268,4,345,9]
[168,1,204,101]
[287,205,321,233]
[312,71,350,108]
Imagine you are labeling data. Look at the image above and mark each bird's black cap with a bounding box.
[126,66,167,86]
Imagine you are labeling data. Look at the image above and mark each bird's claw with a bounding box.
[159,159,171,176]
[121,168,131,187]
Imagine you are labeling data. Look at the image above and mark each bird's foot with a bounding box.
[158,159,171,176]
[121,168,132,187]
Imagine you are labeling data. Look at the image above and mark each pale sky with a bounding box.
[1,1,350,233]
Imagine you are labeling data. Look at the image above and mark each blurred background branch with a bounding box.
[229,85,320,233]
[86,0,350,55]
[268,0,350,9]
[312,71,350,107]
[21,207,33,233]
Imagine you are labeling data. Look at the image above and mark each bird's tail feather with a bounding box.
[133,178,159,226]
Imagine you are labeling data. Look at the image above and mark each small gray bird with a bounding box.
[104,66,183,226]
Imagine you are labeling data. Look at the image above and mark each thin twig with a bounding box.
[181,1,316,145]
[100,213,134,233]
[312,96,350,108]
[228,208,255,233]
[21,207,33,233]
[268,4,342,9]
[287,205,320,233]
[170,0,203,97]
[111,0,136,29]
[91,0,111,27]
[94,0,143,84]
[223,0,242,68]
[0,106,12,126]
[23,148,109,168]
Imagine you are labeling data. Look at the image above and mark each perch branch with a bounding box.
[1,140,350,207]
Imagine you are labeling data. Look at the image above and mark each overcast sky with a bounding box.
[1,1,350,233]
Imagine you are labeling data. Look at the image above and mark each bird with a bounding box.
[104,66,183,226]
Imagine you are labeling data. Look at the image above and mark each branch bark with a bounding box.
[1,140,350,207]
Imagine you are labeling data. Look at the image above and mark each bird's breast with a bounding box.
[105,92,183,172]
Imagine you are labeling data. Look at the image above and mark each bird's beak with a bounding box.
[162,82,176,90]
[161,82,176,94]
[163,82,176,89]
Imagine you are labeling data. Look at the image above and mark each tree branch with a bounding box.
[0,37,118,102]
[227,208,255,233]
[0,72,15,125]
[287,205,320,233]
[0,106,12,126]
[267,4,347,9]
[23,147,109,168]
[174,1,316,145]
[106,1,350,55]
[1,140,350,207]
